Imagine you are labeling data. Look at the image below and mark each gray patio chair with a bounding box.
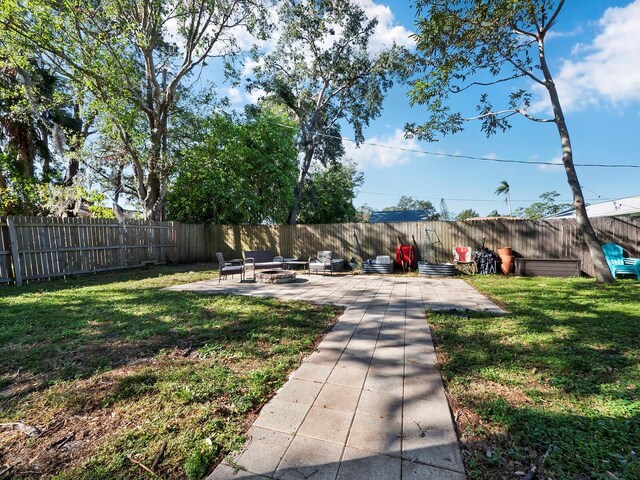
[309,251,344,275]
[216,252,245,283]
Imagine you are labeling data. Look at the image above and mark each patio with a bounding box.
[167,274,504,479]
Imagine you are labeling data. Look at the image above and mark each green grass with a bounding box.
[429,275,640,480]
[0,265,340,479]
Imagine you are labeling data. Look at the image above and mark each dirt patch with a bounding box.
[0,361,165,477]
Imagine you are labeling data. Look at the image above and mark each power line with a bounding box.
[359,190,600,203]
[271,121,640,168]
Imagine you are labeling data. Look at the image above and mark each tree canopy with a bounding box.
[251,0,408,224]
[297,161,363,225]
[1,0,270,220]
[383,195,439,219]
[408,0,613,282]
[166,109,298,225]
[455,208,479,221]
[516,190,572,220]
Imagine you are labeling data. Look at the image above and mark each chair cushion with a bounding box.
[221,265,243,273]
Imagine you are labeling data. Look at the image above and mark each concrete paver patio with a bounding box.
[167,274,504,479]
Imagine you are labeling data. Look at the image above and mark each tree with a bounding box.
[408,0,614,283]
[516,190,572,219]
[383,195,439,219]
[356,203,374,222]
[456,208,479,221]
[439,197,452,221]
[297,161,363,224]
[0,49,91,216]
[251,0,408,224]
[494,180,512,217]
[487,209,501,217]
[166,109,298,225]
[2,0,269,220]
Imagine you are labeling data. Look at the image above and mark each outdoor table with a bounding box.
[283,259,309,274]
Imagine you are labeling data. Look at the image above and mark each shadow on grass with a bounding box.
[430,277,640,479]
[0,268,337,410]
[459,407,640,479]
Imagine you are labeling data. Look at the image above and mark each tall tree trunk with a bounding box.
[538,36,614,283]
[287,145,316,225]
[63,103,84,186]
[144,170,163,221]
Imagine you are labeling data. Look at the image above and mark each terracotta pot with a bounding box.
[498,247,512,256]
[500,255,513,274]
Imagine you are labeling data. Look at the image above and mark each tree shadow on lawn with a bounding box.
[431,308,639,398]
[0,285,338,410]
[429,281,640,479]
[457,401,640,479]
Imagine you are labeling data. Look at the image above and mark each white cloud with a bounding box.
[224,86,265,106]
[344,129,425,169]
[353,0,415,51]
[537,157,563,172]
[225,87,244,104]
[545,25,583,41]
[535,0,640,112]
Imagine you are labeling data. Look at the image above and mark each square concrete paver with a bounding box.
[356,388,402,421]
[315,383,361,412]
[326,362,368,388]
[218,427,292,478]
[291,361,334,383]
[209,462,270,479]
[402,460,467,480]
[336,447,401,480]
[347,412,402,456]
[297,405,353,445]
[180,275,506,480]
[274,435,343,480]
[275,378,324,405]
[402,399,464,473]
[251,398,310,435]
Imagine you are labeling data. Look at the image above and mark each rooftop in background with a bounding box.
[547,195,640,219]
[369,209,429,223]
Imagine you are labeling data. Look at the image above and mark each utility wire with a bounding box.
[359,190,599,203]
[271,121,640,168]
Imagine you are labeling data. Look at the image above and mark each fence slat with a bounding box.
[6,217,23,286]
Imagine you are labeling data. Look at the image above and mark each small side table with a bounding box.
[284,260,310,274]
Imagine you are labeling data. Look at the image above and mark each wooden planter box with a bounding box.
[514,258,581,277]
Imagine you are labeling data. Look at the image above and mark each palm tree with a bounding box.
[495,180,512,217]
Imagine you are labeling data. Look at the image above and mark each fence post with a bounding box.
[6,216,23,286]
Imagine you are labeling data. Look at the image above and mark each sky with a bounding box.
[221,0,640,217]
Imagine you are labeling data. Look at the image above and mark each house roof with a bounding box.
[369,209,429,223]
[547,195,640,219]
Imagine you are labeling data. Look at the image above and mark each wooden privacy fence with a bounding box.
[1,215,639,284]
[178,216,640,278]
[0,216,177,286]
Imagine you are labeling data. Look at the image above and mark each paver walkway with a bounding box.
[167,274,504,480]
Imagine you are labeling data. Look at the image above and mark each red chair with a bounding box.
[453,246,477,275]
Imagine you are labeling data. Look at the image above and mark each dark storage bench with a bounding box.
[514,258,581,277]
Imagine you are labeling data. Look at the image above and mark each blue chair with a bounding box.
[601,243,640,280]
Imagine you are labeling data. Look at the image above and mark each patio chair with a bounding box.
[601,243,640,280]
[309,251,344,275]
[216,252,245,283]
[453,246,477,275]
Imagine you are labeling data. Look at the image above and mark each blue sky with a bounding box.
[224,0,640,217]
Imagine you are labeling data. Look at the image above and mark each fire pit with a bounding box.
[256,269,297,284]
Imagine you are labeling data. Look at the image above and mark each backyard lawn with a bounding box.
[0,266,340,479]
[430,276,640,480]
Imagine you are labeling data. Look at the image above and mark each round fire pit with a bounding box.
[256,269,297,284]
